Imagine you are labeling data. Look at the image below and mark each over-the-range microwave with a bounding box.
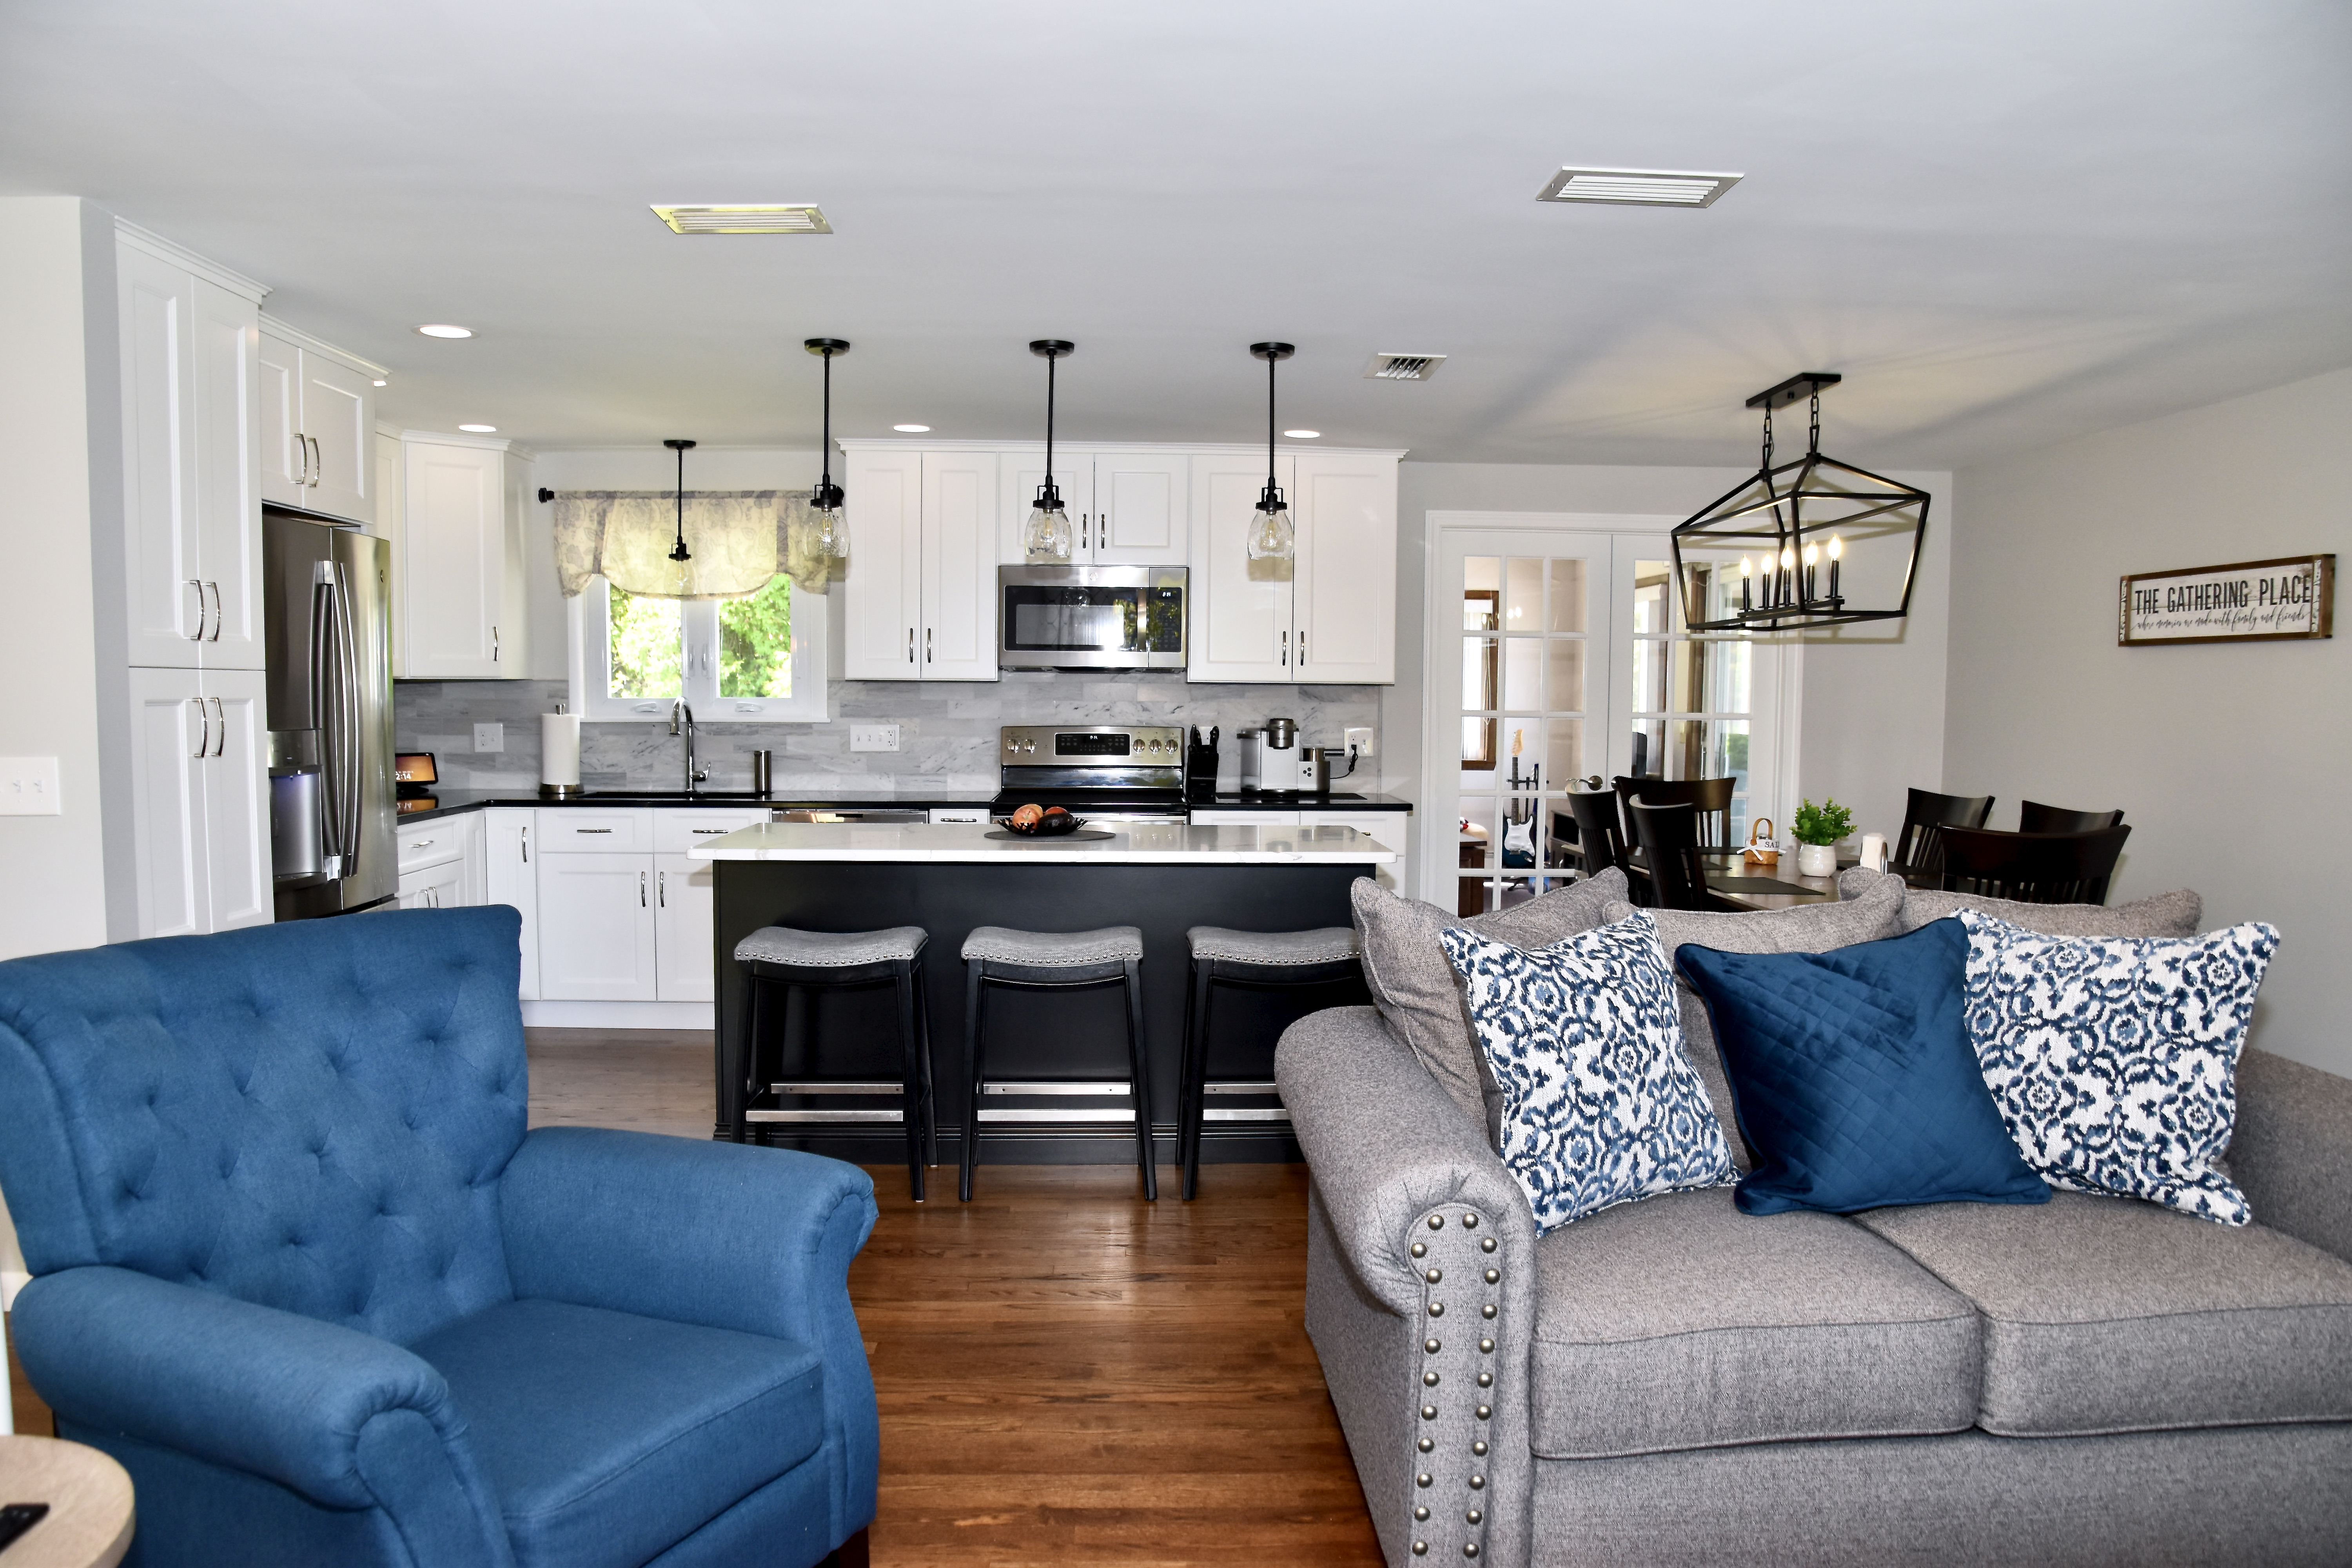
[998,565,1187,671]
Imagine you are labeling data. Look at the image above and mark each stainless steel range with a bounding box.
[991,725,1189,824]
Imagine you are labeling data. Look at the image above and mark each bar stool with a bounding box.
[1178,926,1361,1200]
[960,925,1155,1203]
[734,924,935,1201]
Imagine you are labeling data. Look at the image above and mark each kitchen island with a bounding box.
[691,820,1394,1165]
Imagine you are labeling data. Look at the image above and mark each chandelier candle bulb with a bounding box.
[1780,546,1796,606]
[1739,556,1753,612]
[1803,541,1819,601]
[1828,535,1842,602]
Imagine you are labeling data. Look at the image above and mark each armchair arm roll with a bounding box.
[2232,1047,2352,1264]
[498,1128,879,1541]
[11,1267,512,1568]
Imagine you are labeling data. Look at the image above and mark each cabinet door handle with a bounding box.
[186,579,206,641]
[520,826,530,863]
[926,627,933,664]
[307,436,322,486]
[574,827,613,834]
[491,625,500,663]
[658,870,666,907]
[408,839,436,852]
[1298,630,1305,666]
[207,696,226,758]
[640,871,648,907]
[907,627,915,664]
[204,581,222,641]
[295,432,310,486]
[1281,628,1288,666]
[187,697,208,758]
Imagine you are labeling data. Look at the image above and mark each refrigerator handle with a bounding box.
[334,563,363,878]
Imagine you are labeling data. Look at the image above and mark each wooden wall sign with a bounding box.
[2119,554,2334,646]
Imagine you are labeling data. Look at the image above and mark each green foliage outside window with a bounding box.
[608,584,682,699]
[719,574,793,699]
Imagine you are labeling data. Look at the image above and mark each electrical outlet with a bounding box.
[849,724,901,753]
[1343,726,1376,758]
[0,757,61,815]
[473,722,505,753]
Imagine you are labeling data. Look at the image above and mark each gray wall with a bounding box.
[1945,365,2352,1076]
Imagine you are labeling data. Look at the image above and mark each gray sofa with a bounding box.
[1276,886,2352,1567]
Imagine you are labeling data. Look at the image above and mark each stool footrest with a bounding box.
[982,1080,1131,1096]
[1202,1081,1279,1096]
[771,1081,904,1095]
[748,1108,907,1123]
[1204,1107,1292,1122]
[977,1107,1141,1123]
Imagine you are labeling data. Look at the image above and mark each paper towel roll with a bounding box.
[541,713,581,790]
[1857,832,1889,873]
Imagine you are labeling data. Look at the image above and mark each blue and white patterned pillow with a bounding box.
[1441,912,1736,1233]
[1955,909,2280,1226]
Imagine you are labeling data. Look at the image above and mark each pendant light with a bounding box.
[1023,339,1076,562]
[804,338,851,557]
[1247,342,1296,563]
[662,439,695,563]
[1670,372,1928,632]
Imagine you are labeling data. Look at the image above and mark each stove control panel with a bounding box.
[999,726,1185,764]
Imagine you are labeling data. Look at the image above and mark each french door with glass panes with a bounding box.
[1425,524,1790,914]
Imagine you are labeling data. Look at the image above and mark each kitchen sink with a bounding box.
[576,789,771,802]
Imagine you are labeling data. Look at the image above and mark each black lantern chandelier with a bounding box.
[1670,372,1928,632]
[1022,339,1076,561]
[662,438,696,563]
[1247,341,1296,563]
[805,338,850,557]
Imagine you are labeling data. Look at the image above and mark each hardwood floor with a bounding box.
[5,1031,1384,1564]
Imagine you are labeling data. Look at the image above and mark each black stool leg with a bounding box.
[1182,961,1216,1201]
[913,955,937,1169]
[1176,958,1198,1198]
[737,974,767,1146]
[893,959,924,1203]
[960,960,986,1202]
[1122,957,1157,1201]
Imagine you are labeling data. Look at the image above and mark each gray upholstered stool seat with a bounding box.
[960,925,1155,1203]
[1185,925,1358,966]
[737,924,927,967]
[962,925,1143,967]
[1177,924,1367,1200]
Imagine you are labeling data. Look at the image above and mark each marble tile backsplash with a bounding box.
[396,675,1392,799]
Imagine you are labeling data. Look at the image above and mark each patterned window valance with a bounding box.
[549,490,839,599]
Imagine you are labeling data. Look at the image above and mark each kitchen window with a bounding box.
[568,573,830,722]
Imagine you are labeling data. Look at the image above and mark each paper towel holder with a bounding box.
[539,704,586,798]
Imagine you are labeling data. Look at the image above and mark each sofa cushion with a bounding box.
[1350,869,1628,1129]
[1857,1192,2352,1437]
[1675,920,2049,1216]
[1894,883,2201,937]
[1528,1186,1981,1458]
[1608,869,1908,1169]
[412,1298,828,1568]
[1442,913,1735,1234]
[1959,911,2278,1225]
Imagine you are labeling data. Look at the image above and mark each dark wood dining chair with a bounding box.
[1891,788,1996,884]
[1614,776,1735,849]
[1934,824,2131,905]
[2018,800,2125,835]
[1628,800,1715,912]
[1566,790,1633,882]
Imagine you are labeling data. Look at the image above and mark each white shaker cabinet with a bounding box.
[652,855,718,1002]
[483,809,541,1000]
[397,436,527,679]
[535,853,661,1001]
[258,318,379,526]
[840,448,998,681]
[125,666,272,939]
[1187,453,1296,682]
[1187,449,1397,685]
[1088,450,1190,565]
[918,450,1000,679]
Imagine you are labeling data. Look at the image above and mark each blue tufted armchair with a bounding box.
[0,907,877,1568]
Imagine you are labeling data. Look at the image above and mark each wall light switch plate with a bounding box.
[0,757,62,815]
[1343,726,1376,757]
[473,722,506,753]
[849,724,901,753]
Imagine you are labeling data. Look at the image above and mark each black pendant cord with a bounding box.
[1267,351,1277,496]
[820,350,833,496]
[666,438,694,564]
[1044,351,1056,501]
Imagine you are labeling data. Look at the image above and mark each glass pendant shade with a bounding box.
[812,503,849,558]
[1246,502,1294,561]
[1024,503,1074,561]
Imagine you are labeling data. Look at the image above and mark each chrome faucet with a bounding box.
[670,699,707,795]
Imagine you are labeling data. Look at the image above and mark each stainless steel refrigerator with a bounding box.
[265,509,397,919]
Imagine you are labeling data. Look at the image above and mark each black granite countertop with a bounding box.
[395,788,1414,824]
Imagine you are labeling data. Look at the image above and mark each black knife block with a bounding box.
[1184,740,1220,801]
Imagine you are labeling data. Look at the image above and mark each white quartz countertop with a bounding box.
[688,821,1396,865]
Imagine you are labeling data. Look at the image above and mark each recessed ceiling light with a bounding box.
[1536,167,1742,207]
[1365,352,1446,381]
[458,423,497,433]
[892,424,931,433]
[1283,429,1321,439]
[650,204,833,235]
[416,323,473,338]
[372,378,387,386]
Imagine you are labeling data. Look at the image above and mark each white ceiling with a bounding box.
[4,0,2347,467]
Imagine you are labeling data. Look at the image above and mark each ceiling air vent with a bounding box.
[1535,168,1742,208]
[1365,352,1446,381]
[649,204,833,235]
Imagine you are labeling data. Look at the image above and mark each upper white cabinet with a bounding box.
[840,446,999,681]
[396,435,529,679]
[994,447,1189,566]
[1189,449,1397,685]
[258,318,380,526]
[116,234,265,671]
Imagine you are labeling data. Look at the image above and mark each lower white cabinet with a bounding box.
[127,666,272,938]
[396,857,466,910]
[483,809,541,999]
[528,809,761,1003]
[652,854,717,1002]
[536,853,661,1001]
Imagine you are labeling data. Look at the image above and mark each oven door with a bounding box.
[998,566,1187,671]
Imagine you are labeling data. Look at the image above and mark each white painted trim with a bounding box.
[400,428,538,461]
[836,437,1408,459]
[113,217,270,301]
[258,312,390,378]
[1425,510,1679,534]
[521,1000,715,1029]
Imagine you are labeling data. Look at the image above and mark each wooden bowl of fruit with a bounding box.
[996,803,1086,837]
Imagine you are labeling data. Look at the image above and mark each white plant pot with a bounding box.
[1796,843,1838,878]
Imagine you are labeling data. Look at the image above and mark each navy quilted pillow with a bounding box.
[1675,920,2049,1217]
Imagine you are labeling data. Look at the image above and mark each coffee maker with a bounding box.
[1238,717,1300,794]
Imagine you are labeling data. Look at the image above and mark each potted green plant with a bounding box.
[1789,797,1855,878]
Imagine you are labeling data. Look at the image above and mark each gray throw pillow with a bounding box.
[1893,883,2202,938]
[1604,869,1909,1169]
[1350,869,1630,1130]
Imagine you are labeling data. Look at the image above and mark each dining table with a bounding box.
[1622,848,1857,912]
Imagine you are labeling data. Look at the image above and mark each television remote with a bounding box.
[0,1503,50,1552]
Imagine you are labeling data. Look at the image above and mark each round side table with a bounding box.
[0,1436,134,1568]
